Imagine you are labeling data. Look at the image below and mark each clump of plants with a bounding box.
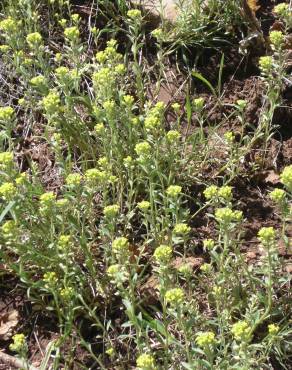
[0,0,291,368]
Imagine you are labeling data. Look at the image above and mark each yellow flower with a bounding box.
[280,165,292,192]
[9,333,26,353]
[259,56,273,74]
[196,331,216,347]
[173,223,191,235]
[193,97,204,111]
[64,26,80,41]
[231,321,252,342]
[26,32,43,48]
[137,200,151,212]
[0,17,18,33]
[65,173,82,186]
[0,151,13,168]
[112,237,129,254]
[269,30,284,48]
[153,245,172,264]
[2,220,17,237]
[127,9,142,20]
[0,106,14,120]
[273,3,289,17]
[269,188,285,204]
[107,264,120,277]
[85,168,107,184]
[258,227,276,245]
[39,191,56,206]
[203,239,215,250]
[215,207,242,225]
[165,288,185,306]
[30,75,46,87]
[43,271,58,287]
[58,235,71,249]
[60,287,74,301]
[0,182,17,200]
[104,204,119,218]
[15,173,28,186]
[42,90,61,115]
[204,185,218,200]
[268,324,280,335]
[135,141,151,157]
[224,131,235,144]
[218,186,233,201]
[166,185,182,198]
[166,130,181,142]
[94,123,105,135]
[136,353,155,369]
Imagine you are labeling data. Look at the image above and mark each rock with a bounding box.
[133,0,179,22]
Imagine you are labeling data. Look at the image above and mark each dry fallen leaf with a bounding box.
[0,310,19,341]
[247,0,260,15]
[264,170,280,185]
[172,256,204,270]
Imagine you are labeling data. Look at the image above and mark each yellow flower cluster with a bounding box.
[135,141,151,157]
[204,185,233,201]
[58,235,71,250]
[0,106,14,120]
[136,354,155,369]
[43,271,58,287]
[274,3,289,17]
[173,223,191,235]
[104,204,119,218]
[30,75,46,87]
[2,220,17,237]
[112,237,129,254]
[40,191,56,207]
[66,173,82,186]
[203,239,215,250]
[269,30,284,48]
[280,165,292,192]
[26,32,43,48]
[64,26,80,41]
[268,323,280,335]
[144,102,165,131]
[259,56,273,74]
[60,286,74,301]
[215,207,242,225]
[196,331,216,347]
[42,90,61,115]
[0,151,13,168]
[96,39,122,64]
[269,188,285,204]
[166,185,182,198]
[9,333,26,353]
[137,200,150,211]
[166,130,181,143]
[165,288,185,306]
[153,245,172,264]
[231,321,251,342]
[0,182,17,200]
[257,227,276,245]
[127,9,142,20]
[85,168,107,184]
[0,17,18,33]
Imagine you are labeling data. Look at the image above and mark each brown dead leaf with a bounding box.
[247,0,260,14]
[139,275,159,305]
[0,309,19,340]
[172,256,204,270]
[285,264,292,274]
[264,170,280,185]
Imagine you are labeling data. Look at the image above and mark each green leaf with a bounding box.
[192,71,216,96]
[0,201,15,223]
